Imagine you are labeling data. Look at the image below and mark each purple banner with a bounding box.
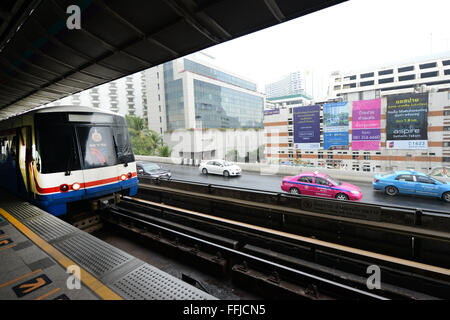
[293,105,321,148]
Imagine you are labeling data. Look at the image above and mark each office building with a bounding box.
[144,53,265,162]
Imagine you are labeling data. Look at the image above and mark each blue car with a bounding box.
[373,170,450,202]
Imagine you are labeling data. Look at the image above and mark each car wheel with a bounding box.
[385,186,398,196]
[223,170,230,177]
[202,168,208,175]
[289,188,300,195]
[442,192,450,203]
[335,193,349,200]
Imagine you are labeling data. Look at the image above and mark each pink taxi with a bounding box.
[281,172,363,201]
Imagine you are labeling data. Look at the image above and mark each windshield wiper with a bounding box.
[113,130,128,167]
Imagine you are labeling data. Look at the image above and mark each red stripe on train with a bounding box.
[32,168,137,194]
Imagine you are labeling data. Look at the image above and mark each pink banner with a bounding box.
[352,98,381,129]
[352,141,380,150]
[352,99,381,150]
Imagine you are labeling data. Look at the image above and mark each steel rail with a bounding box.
[104,205,390,300]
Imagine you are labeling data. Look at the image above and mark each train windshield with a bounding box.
[35,112,134,173]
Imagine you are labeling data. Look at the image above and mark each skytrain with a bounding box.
[0,105,138,216]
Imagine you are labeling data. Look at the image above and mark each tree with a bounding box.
[125,115,170,156]
[157,144,171,157]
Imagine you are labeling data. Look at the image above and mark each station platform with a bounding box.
[0,194,216,300]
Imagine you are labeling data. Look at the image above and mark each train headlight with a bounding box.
[127,172,132,179]
[120,174,127,181]
[60,184,69,193]
[72,183,81,191]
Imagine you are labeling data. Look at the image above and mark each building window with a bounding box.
[360,72,374,78]
[159,105,161,112]
[158,94,160,101]
[443,60,450,66]
[444,111,450,116]
[419,62,437,69]
[159,117,162,123]
[421,71,438,78]
[157,72,159,79]
[378,69,393,76]
[360,80,374,87]
[398,66,414,73]
[399,74,415,81]
[349,75,356,80]
[444,127,450,131]
[379,77,394,84]
[444,69,450,75]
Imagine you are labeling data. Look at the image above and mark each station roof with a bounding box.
[0,0,345,120]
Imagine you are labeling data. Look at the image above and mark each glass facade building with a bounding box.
[164,62,185,130]
[193,80,263,129]
[184,59,257,91]
[161,58,264,131]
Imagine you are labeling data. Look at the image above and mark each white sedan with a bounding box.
[199,160,242,177]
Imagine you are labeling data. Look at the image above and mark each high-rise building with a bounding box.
[264,54,450,172]
[265,71,306,99]
[44,71,146,117]
[328,53,450,101]
[144,53,265,162]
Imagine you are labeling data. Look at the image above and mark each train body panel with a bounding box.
[0,105,138,216]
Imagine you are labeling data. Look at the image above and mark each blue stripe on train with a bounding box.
[32,177,139,216]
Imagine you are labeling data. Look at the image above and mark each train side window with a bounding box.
[0,138,7,161]
[10,136,17,159]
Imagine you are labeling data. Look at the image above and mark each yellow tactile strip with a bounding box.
[0,208,123,300]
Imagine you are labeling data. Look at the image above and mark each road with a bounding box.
[146,163,450,213]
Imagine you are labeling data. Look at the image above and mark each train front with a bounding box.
[33,108,138,216]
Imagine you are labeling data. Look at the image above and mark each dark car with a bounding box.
[136,161,172,179]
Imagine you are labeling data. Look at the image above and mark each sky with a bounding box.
[201,0,450,99]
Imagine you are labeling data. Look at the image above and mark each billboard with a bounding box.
[264,109,280,116]
[352,98,381,150]
[293,105,320,149]
[323,102,349,150]
[386,93,428,149]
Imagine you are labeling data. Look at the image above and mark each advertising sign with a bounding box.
[386,93,428,149]
[293,105,321,149]
[352,98,381,150]
[323,102,349,150]
[264,109,280,116]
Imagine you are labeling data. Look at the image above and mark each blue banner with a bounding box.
[323,102,349,150]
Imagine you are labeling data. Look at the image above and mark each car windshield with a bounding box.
[141,163,161,171]
[431,176,446,184]
[325,175,343,186]
[222,161,232,166]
